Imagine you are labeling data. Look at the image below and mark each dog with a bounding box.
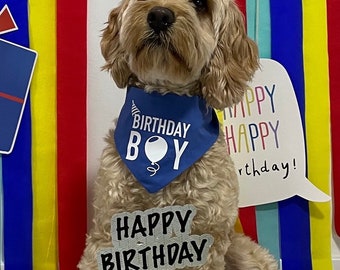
[79,0,278,269]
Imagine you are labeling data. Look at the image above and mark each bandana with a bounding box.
[114,86,219,193]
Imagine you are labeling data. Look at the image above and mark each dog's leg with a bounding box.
[78,218,113,269]
[224,233,279,270]
[201,243,232,269]
[78,136,127,269]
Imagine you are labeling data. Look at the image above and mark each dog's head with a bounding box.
[101,0,258,109]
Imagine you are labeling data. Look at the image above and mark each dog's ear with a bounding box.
[201,1,259,110]
[101,2,131,88]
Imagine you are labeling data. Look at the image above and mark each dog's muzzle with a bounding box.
[147,6,175,34]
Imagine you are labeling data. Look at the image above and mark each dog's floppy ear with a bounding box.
[201,1,259,110]
[101,1,131,88]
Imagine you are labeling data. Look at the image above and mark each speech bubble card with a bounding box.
[0,38,37,154]
[222,58,330,207]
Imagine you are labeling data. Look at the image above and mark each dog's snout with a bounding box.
[147,6,175,34]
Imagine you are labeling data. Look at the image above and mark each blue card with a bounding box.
[0,38,37,154]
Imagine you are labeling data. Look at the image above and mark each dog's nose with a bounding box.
[147,6,175,34]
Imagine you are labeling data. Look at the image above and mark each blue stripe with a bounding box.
[270,1,312,269]
[2,103,33,270]
[0,156,3,267]
[1,0,33,269]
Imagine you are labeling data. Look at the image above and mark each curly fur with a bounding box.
[79,0,278,269]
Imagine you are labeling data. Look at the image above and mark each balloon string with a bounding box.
[147,162,160,176]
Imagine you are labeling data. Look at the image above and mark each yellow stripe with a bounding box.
[234,218,244,233]
[216,109,224,124]
[303,1,332,269]
[29,0,58,269]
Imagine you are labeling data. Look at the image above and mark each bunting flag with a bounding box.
[0,5,17,34]
[0,0,337,269]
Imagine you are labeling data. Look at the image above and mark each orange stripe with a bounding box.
[0,91,24,104]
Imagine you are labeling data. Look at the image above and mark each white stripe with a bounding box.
[87,0,125,228]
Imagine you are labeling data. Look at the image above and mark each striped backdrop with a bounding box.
[0,0,338,269]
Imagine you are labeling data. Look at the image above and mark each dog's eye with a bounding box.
[192,0,207,12]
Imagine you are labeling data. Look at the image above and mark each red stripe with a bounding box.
[235,0,247,31]
[328,0,340,237]
[235,0,246,19]
[239,207,258,242]
[0,91,24,104]
[57,0,87,268]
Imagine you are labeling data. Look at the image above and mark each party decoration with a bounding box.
[0,38,37,154]
[223,58,330,207]
[97,205,213,270]
[0,5,17,34]
[0,0,337,269]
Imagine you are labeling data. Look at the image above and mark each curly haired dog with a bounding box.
[79,0,278,269]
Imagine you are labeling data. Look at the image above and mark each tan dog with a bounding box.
[79,0,278,269]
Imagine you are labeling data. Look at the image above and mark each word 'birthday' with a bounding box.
[97,205,214,270]
[238,158,297,180]
[126,109,192,171]
[132,114,191,139]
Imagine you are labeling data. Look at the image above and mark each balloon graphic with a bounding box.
[145,136,168,176]
[145,136,168,164]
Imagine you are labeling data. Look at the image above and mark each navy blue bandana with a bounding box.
[114,86,219,193]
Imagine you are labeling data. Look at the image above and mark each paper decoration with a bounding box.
[0,5,17,35]
[97,205,213,270]
[223,58,330,207]
[0,38,37,154]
